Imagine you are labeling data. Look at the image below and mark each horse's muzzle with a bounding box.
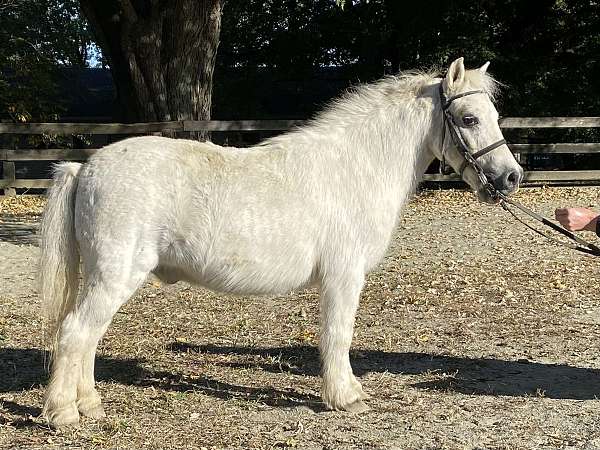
[489,167,524,196]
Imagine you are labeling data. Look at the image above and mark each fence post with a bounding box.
[2,161,16,196]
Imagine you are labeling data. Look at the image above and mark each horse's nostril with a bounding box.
[506,170,523,186]
[505,169,522,187]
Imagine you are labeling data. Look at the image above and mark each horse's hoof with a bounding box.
[77,394,106,419]
[44,404,80,429]
[351,379,370,400]
[322,378,370,413]
[343,399,370,413]
[79,403,106,419]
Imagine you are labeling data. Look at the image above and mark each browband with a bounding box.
[441,89,486,110]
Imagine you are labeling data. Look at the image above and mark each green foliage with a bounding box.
[0,0,95,121]
[1,0,597,122]
[219,0,600,117]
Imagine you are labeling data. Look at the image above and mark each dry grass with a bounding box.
[2,187,600,449]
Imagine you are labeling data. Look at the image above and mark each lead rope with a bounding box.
[498,194,600,257]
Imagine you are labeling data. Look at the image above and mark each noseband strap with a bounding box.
[472,138,507,160]
[439,82,506,197]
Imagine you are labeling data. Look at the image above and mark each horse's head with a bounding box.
[433,57,523,203]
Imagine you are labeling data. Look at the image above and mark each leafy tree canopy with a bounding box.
[0,0,96,121]
[219,0,600,116]
[1,0,598,121]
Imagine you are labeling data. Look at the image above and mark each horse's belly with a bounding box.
[205,261,314,295]
[159,244,316,296]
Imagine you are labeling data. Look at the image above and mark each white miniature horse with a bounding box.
[40,57,522,427]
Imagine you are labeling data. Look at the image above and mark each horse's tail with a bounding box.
[39,162,82,355]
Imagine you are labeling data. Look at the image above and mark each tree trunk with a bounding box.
[80,0,223,139]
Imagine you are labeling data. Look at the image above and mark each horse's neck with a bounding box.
[328,100,436,205]
[257,90,437,208]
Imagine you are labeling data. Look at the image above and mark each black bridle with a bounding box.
[438,82,506,198]
[438,81,600,257]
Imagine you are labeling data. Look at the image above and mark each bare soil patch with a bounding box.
[1,188,600,449]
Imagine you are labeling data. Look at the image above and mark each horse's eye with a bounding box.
[462,115,479,127]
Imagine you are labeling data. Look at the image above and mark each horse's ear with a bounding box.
[445,57,465,90]
[479,61,490,75]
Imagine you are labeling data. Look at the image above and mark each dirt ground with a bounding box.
[2,187,600,449]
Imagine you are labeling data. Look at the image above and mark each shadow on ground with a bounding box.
[0,346,322,417]
[167,342,600,400]
[2,343,599,421]
[0,216,39,246]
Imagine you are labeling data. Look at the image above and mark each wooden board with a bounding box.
[0,179,51,189]
[0,120,303,134]
[0,121,185,134]
[2,161,16,196]
[0,149,98,160]
[509,143,600,154]
[499,117,600,128]
[1,143,598,163]
[1,117,598,135]
[182,119,303,132]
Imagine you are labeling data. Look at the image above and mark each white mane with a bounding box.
[262,68,500,149]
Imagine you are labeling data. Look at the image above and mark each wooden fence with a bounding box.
[1,117,600,195]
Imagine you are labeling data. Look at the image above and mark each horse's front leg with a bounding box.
[319,269,369,413]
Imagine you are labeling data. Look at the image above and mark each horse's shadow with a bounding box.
[0,346,323,417]
[0,216,40,246]
[167,342,600,400]
[2,344,600,421]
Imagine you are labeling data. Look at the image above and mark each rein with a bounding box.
[498,194,600,257]
[438,81,600,258]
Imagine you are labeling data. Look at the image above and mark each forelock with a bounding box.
[462,69,501,103]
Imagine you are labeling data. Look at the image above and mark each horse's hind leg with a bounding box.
[77,340,105,418]
[43,252,155,427]
[319,268,369,413]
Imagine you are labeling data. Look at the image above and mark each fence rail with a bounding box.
[1,116,600,134]
[1,117,600,195]
[0,120,305,134]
